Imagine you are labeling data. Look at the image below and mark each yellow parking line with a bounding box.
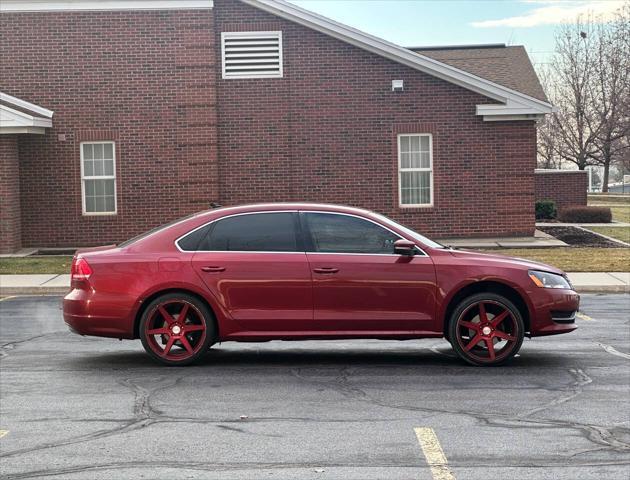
[414,427,456,480]
[576,312,594,321]
[0,430,9,439]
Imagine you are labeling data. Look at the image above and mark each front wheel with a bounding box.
[448,293,524,366]
[140,293,215,366]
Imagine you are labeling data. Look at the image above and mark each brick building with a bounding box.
[0,0,552,253]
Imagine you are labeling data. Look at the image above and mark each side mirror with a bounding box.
[394,239,416,256]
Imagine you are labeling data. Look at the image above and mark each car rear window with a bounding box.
[118,212,203,248]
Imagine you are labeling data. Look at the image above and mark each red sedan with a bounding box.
[63,203,579,366]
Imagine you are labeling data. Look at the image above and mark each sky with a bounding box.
[290,0,625,67]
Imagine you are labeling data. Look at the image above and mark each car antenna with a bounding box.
[210,202,222,209]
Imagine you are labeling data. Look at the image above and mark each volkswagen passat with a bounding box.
[63,203,579,366]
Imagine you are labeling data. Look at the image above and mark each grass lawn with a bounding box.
[588,194,630,205]
[609,205,630,223]
[0,256,73,275]
[476,247,629,272]
[588,195,630,222]
[588,226,630,244]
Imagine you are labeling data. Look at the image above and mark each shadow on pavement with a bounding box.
[69,343,575,371]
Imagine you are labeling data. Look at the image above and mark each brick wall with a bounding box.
[535,170,588,211]
[214,0,536,238]
[0,135,21,253]
[1,1,539,249]
[1,10,218,247]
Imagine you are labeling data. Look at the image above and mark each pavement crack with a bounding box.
[597,342,630,360]
[291,365,630,453]
[0,333,62,359]
[0,375,186,460]
[518,367,592,419]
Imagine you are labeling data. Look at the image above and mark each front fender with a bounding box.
[436,270,535,333]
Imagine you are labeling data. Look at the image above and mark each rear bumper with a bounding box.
[529,288,580,337]
[63,288,135,339]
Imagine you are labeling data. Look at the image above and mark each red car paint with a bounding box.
[63,203,578,361]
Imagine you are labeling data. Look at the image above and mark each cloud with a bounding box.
[471,1,624,28]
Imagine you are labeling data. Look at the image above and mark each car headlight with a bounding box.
[528,270,572,289]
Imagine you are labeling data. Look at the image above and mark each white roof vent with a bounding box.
[221,31,283,79]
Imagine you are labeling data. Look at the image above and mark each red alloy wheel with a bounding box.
[143,299,208,362]
[451,296,524,366]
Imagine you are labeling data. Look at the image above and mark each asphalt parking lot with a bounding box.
[0,294,629,480]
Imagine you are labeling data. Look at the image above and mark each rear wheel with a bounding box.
[140,293,215,366]
[448,293,524,366]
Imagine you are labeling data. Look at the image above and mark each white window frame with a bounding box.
[397,133,433,208]
[221,31,283,80]
[80,141,117,216]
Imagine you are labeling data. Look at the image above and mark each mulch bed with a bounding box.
[538,226,625,248]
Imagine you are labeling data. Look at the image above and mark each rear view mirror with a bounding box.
[394,239,416,256]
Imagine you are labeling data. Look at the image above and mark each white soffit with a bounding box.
[0,0,214,12]
[243,0,553,120]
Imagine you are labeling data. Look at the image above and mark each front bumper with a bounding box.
[529,288,580,337]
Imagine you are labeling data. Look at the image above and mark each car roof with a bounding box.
[204,202,377,217]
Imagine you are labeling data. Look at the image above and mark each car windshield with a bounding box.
[117,211,204,248]
[370,212,446,249]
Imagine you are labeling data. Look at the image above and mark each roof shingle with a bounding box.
[411,45,548,103]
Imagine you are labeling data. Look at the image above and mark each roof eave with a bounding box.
[0,92,54,118]
[1,104,54,133]
[243,0,553,120]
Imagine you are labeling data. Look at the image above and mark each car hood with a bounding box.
[448,249,565,275]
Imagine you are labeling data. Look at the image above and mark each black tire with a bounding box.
[448,292,524,366]
[139,292,216,366]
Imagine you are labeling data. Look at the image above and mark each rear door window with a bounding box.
[202,212,298,252]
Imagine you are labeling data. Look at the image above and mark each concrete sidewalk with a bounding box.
[437,229,567,248]
[1,272,628,295]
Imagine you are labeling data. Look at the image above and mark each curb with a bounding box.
[574,286,629,294]
[0,287,70,296]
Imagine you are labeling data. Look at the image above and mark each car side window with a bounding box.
[177,224,212,252]
[304,212,400,254]
[201,212,298,252]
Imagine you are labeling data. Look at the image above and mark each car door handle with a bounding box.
[313,267,339,274]
[201,266,226,273]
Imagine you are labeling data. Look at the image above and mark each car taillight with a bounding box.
[71,256,93,281]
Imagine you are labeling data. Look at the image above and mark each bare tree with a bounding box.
[536,67,562,169]
[590,3,630,191]
[547,18,603,170]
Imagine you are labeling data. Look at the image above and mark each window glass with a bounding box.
[305,213,399,254]
[178,224,212,252]
[398,134,432,206]
[205,213,297,252]
[118,211,204,248]
[82,142,116,214]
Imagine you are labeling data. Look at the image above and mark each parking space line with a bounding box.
[576,312,594,321]
[414,427,456,480]
[0,296,16,302]
[0,430,9,439]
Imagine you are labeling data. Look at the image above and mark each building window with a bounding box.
[221,31,283,79]
[398,134,433,207]
[81,141,116,215]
